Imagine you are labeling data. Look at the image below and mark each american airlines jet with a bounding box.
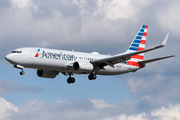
[5,25,174,84]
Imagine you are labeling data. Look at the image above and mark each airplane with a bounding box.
[5,25,174,84]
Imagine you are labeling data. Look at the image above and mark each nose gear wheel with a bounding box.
[20,71,25,75]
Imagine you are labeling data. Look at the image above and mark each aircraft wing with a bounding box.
[91,33,170,68]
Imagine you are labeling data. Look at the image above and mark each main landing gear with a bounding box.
[67,74,75,84]
[66,73,97,84]
[88,73,97,80]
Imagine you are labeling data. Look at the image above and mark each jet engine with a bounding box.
[37,69,59,78]
[73,61,94,73]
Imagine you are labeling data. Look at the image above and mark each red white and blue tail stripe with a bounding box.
[126,25,148,62]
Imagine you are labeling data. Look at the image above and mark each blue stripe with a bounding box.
[138,33,143,36]
[131,44,139,47]
[133,40,141,43]
[142,25,146,28]
[140,29,144,32]
[136,36,142,39]
[129,47,138,51]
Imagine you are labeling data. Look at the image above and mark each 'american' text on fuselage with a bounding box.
[42,51,76,61]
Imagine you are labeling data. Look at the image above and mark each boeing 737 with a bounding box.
[5,25,174,84]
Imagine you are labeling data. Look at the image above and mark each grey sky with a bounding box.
[0,0,178,56]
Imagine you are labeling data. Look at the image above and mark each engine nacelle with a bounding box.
[73,61,94,73]
[37,69,59,78]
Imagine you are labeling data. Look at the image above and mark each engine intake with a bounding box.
[73,61,93,72]
[37,69,59,78]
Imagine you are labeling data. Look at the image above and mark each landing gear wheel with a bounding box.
[67,78,71,84]
[88,75,93,80]
[67,77,75,84]
[92,74,97,79]
[88,74,97,80]
[71,78,75,83]
[20,71,25,75]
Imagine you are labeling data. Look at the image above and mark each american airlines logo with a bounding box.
[42,51,76,61]
[34,48,40,57]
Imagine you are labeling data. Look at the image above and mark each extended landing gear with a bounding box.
[67,77,75,84]
[88,73,97,80]
[14,65,25,75]
[67,74,75,84]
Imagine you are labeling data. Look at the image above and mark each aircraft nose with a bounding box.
[5,54,14,63]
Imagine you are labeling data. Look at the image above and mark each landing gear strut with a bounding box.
[67,74,75,84]
[88,73,97,80]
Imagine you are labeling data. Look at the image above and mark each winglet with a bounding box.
[161,33,169,46]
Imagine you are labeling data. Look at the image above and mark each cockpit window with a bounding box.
[17,51,22,53]
[12,51,22,53]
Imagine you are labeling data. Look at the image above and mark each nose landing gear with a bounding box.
[14,65,25,75]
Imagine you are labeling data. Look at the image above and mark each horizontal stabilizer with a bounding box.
[138,55,175,64]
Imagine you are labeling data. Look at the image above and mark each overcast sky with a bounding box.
[0,0,180,120]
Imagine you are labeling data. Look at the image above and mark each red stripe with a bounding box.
[138,47,145,51]
[145,25,148,29]
[140,40,146,44]
[127,61,145,68]
[142,33,147,37]
[131,55,144,60]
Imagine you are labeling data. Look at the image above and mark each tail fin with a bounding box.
[126,25,148,61]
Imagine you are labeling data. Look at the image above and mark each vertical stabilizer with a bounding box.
[126,25,148,61]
